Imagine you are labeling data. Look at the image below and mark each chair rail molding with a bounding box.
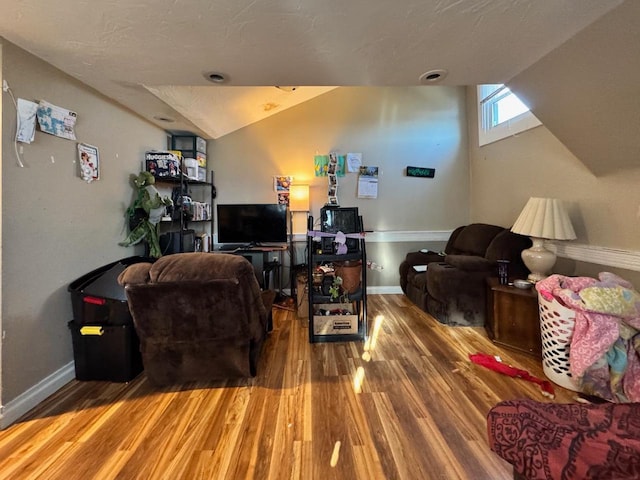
[292,230,453,243]
[362,230,453,243]
[548,242,640,272]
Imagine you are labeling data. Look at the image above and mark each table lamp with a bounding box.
[511,197,576,282]
[289,184,310,214]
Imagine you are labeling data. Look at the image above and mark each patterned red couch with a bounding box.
[487,399,640,479]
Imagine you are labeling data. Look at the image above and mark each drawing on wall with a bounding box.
[346,152,362,172]
[314,153,346,177]
[314,155,328,176]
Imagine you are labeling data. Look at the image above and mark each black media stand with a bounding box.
[216,245,287,291]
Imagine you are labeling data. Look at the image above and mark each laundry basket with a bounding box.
[538,293,580,391]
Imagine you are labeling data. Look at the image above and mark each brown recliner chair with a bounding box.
[117,252,275,386]
[399,223,531,326]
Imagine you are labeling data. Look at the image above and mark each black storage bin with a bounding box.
[69,256,152,325]
[67,256,151,382]
[68,322,143,382]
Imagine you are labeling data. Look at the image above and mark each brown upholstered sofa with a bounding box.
[118,252,275,386]
[399,223,531,326]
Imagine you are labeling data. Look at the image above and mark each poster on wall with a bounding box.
[314,155,328,176]
[36,100,77,140]
[77,143,100,183]
[357,166,379,199]
[16,98,39,144]
[314,153,346,177]
[274,175,292,206]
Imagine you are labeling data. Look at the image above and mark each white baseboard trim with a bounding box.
[548,242,640,272]
[368,286,403,294]
[1,361,75,429]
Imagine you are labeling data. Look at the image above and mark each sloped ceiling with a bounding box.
[0,0,630,167]
[507,0,640,176]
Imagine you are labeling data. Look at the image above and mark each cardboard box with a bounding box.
[313,303,358,335]
[144,151,180,178]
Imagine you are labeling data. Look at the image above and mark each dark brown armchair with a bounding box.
[118,252,275,386]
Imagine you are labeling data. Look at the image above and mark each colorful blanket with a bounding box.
[537,273,640,402]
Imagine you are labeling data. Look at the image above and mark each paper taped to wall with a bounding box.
[16,98,39,144]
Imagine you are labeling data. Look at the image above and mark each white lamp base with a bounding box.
[521,237,556,283]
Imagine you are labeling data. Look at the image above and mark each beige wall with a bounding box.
[210,86,470,287]
[467,86,640,285]
[1,40,166,403]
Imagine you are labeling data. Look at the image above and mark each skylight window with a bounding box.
[478,84,541,146]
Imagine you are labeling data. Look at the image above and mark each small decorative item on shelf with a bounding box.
[312,271,324,292]
[497,259,510,285]
[329,276,343,301]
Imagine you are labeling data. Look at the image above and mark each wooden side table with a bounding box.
[485,277,542,358]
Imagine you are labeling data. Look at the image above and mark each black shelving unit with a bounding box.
[154,170,214,253]
[306,214,367,343]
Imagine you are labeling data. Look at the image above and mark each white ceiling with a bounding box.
[0,0,623,139]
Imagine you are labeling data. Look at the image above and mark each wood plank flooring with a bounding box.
[0,294,578,479]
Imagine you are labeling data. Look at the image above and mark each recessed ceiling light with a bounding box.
[419,69,448,84]
[153,115,175,123]
[203,71,228,84]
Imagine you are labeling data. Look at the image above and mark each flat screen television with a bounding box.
[217,204,287,246]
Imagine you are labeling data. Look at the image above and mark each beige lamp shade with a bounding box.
[511,197,576,282]
[289,184,310,211]
[511,197,576,240]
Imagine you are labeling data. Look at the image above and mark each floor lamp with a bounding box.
[289,185,310,300]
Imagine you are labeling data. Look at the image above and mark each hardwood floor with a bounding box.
[0,294,577,479]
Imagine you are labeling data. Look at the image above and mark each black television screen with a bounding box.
[320,207,361,253]
[217,204,287,245]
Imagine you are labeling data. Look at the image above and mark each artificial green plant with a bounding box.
[119,171,173,258]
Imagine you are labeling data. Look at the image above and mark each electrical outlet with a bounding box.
[2,80,9,92]
[272,256,279,264]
